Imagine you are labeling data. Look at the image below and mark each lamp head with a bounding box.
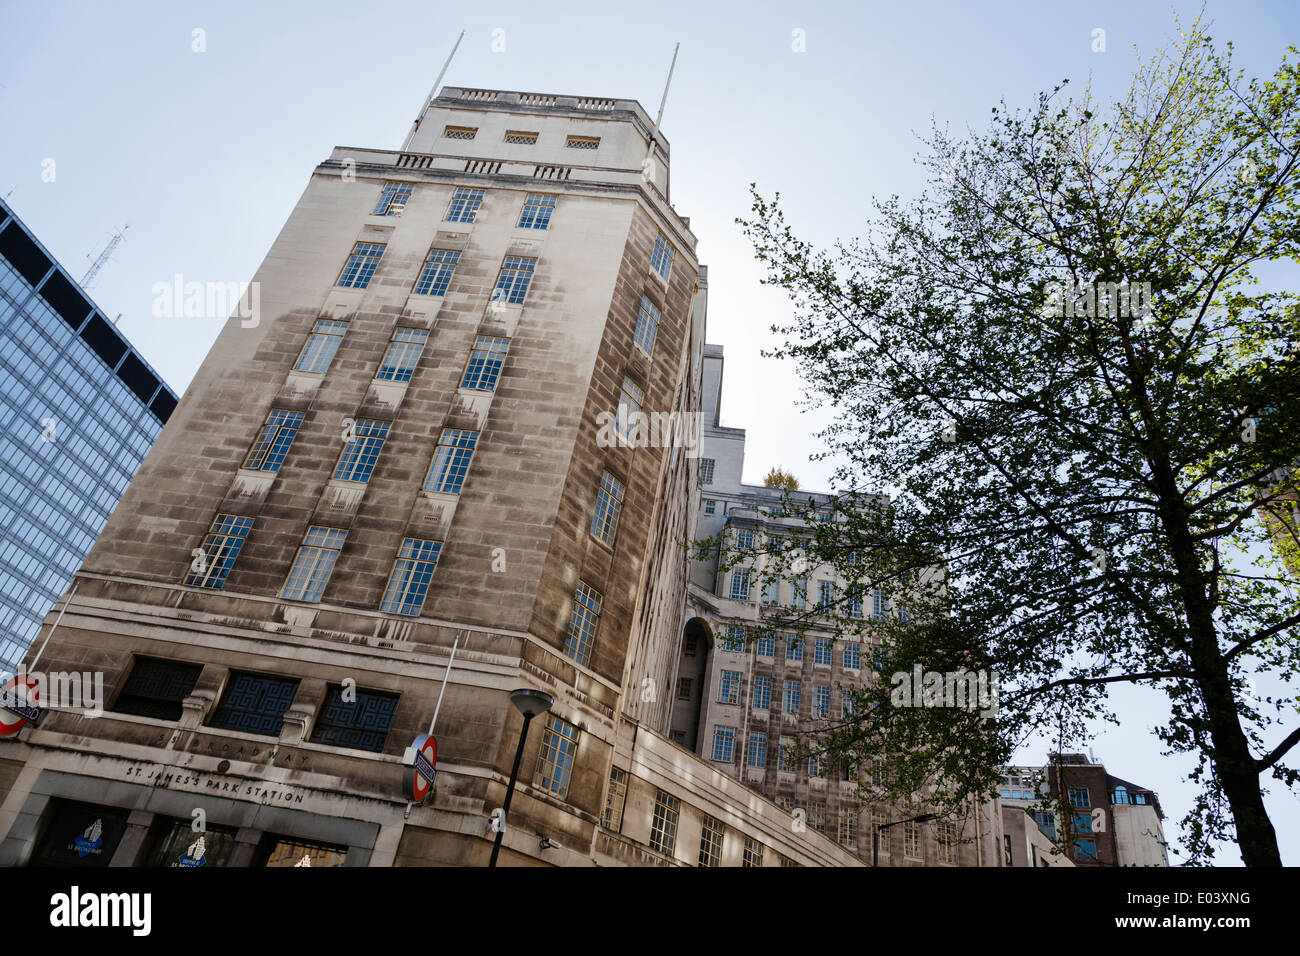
[510,687,554,719]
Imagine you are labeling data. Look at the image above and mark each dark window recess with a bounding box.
[79,312,128,368]
[308,685,399,753]
[209,672,300,736]
[113,657,203,721]
[38,270,92,329]
[149,390,178,423]
[0,221,52,287]
[31,800,130,867]
[116,352,158,404]
[144,818,239,868]
[258,835,348,867]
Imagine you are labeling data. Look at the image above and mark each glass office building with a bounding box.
[0,199,176,671]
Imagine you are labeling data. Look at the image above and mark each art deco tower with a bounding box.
[0,87,864,867]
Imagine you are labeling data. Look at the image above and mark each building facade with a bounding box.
[0,198,177,673]
[998,756,1169,867]
[0,88,865,867]
[673,345,1002,866]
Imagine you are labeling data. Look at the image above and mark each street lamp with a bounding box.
[872,812,938,867]
[487,687,554,868]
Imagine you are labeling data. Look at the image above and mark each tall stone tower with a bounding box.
[0,88,864,868]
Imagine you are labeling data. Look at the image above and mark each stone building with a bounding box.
[0,87,863,867]
[997,756,1169,867]
[672,345,1003,866]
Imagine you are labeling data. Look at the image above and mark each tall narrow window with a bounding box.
[753,677,772,710]
[332,419,391,483]
[651,233,674,281]
[698,458,715,484]
[589,470,626,546]
[761,577,780,605]
[847,587,864,619]
[424,429,478,495]
[372,182,412,216]
[718,670,741,705]
[698,814,724,867]
[379,538,442,615]
[842,688,856,717]
[459,335,509,391]
[617,377,644,443]
[818,580,835,610]
[376,327,428,382]
[743,837,764,868]
[492,255,536,305]
[839,809,859,847]
[791,578,807,609]
[778,736,796,772]
[336,242,385,289]
[535,715,580,799]
[938,822,957,863]
[873,587,890,620]
[783,680,801,714]
[904,821,921,858]
[729,570,751,601]
[184,514,253,589]
[242,409,305,472]
[413,249,461,296]
[813,685,830,718]
[281,526,346,602]
[815,637,833,666]
[633,296,660,355]
[755,631,775,657]
[786,635,803,662]
[649,790,679,855]
[517,193,556,230]
[292,319,348,374]
[444,187,484,223]
[603,767,628,831]
[748,732,768,767]
[843,641,862,670]
[563,581,602,666]
[711,726,736,762]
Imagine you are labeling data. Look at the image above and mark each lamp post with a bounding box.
[487,687,554,868]
[872,812,938,867]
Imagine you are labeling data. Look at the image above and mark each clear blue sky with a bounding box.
[3,0,1297,864]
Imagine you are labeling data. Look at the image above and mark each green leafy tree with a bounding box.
[735,17,1300,865]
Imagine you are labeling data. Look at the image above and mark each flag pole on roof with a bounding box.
[401,29,467,152]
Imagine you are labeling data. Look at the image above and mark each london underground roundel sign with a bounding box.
[402,734,437,803]
[0,675,41,738]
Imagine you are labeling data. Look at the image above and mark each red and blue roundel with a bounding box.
[402,734,438,803]
[0,675,40,738]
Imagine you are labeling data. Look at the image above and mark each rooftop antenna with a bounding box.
[401,29,467,153]
[80,222,129,290]
[640,43,680,191]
